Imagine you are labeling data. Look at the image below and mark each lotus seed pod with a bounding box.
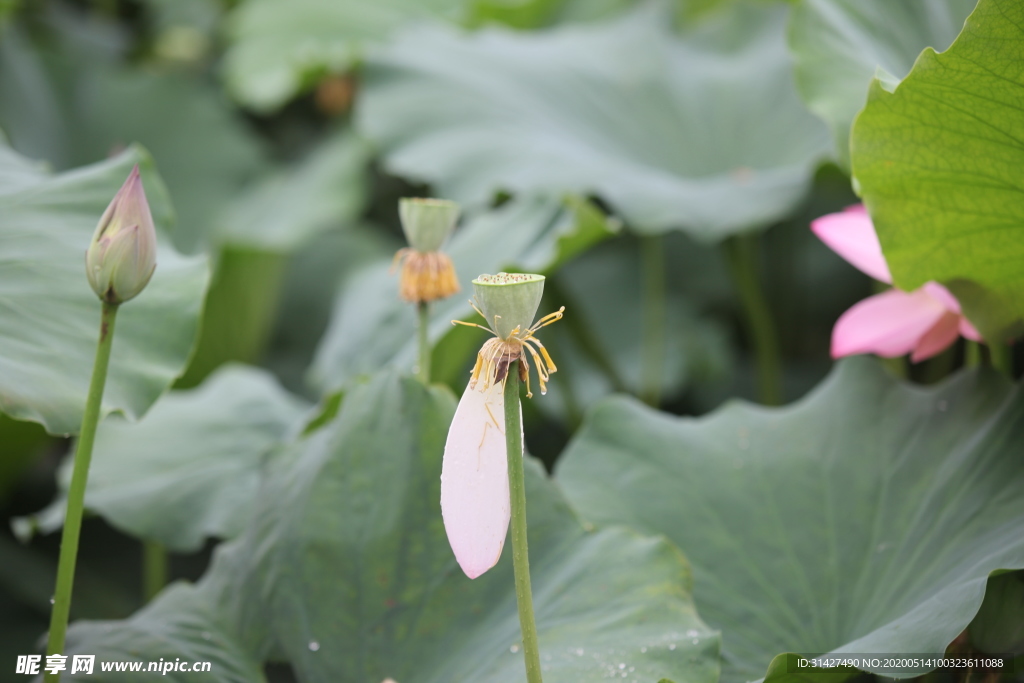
[399,197,460,252]
[85,165,157,304]
[472,273,545,340]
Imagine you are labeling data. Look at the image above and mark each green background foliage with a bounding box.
[359,3,831,238]
[0,0,1021,681]
[0,145,209,436]
[558,359,1024,683]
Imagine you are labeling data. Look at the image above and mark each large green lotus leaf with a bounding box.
[222,0,465,111]
[65,371,721,683]
[557,358,1024,683]
[850,0,1024,340]
[234,372,720,682]
[17,365,310,552]
[0,18,267,254]
[70,67,268,255]
[62,580,265,682]
[788,0,975,168]
[358,3,830,238]
[216,131,371,251]
[0,22,70,168]
[0,145,209,436]
[309,196,614,395]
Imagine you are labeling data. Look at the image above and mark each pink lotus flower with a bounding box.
[812,205,982,362]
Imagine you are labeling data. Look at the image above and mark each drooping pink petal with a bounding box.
[811,205,892,284]
[831,288,946,359]
[959,317,983,342]
[440,380,517,579]
[921,281,984,342]
[911,311,961,362]
[922,281,961,313]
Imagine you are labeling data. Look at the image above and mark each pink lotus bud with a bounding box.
[85,165,157,304]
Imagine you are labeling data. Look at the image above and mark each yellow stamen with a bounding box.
[522,342,547,395]
[393,249,460,303]
[452,305,564,398]
[524,337,557,374]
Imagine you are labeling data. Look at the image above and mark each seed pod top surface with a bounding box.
[472,273,544,340]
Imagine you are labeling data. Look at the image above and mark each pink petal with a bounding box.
[921,281,984,342]
[811,205,892,283]
[959,317,983,342]
[831,288,946,359]
[911,311,961,362]
[922,281,961,313]
[440,380,517,579]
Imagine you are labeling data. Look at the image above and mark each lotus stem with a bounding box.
[45,301,119,682]
[417,301,431,384]
[504,362,543,683]
[989,342,1013,377]
[725,233,783,406]
[640,235,666,407]
[143,541,168,602]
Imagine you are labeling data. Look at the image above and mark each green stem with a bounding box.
[142,541,168,602]
[724,233,783,406]
[922,346,955,384]
[45,302,119,682]
[544,277,626,393]
[965,340,982,368]
[417,301,431,384]
[640,235,666,407]
[96,0,117,18]
[988,342,1013,377]
[504,363,543,683]
[881,356,907,379]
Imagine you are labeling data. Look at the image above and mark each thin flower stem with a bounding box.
[417,301,431,384]
[724,233,783,406]
[544,277,626,393]
[503,363,543,683]
[640,235,666,407]
[142,541,168,602]
[881,356,907,379]
[988,342,1013,377]
[965,340,982,368]
[45,301,119,682]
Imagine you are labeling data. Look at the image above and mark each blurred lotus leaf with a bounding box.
[0,143,209,436]
[17,365,311,552]
[788,0,975,168]
[558,358,1024,683]
[359,2,830,239]
[63,372,721,683]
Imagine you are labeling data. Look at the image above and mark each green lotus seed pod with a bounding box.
[399,197,460,252]
[472,273,545,340]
